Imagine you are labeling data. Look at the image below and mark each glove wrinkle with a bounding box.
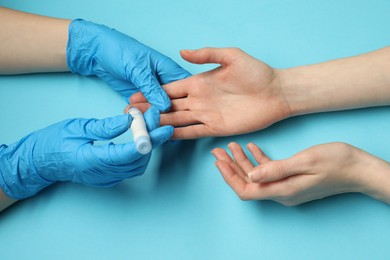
[67,19,190,109]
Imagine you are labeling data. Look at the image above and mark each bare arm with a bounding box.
[280,47,390,116]
[212,142,390,205]
[127,47,390,205]
[0,7,69,212]
[128,47,390,139]
[0,7,70,74]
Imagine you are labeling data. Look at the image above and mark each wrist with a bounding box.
[362,161,390,204]
[0,143,54,200]
[66,19,102,75]
[353,149,390,204]
[276,66,319,117]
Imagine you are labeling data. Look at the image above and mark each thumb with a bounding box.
[143,106,160,132]
[248,158,301,183]
[180,47,238,66]
[128,66,171,112]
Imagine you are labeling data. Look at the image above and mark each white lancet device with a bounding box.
[128,107,152,154]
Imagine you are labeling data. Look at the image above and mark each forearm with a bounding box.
[0,7,70,74]
[0,189,17,212]
[279,46,390,116]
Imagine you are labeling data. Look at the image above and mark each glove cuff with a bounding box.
[0,144,54,200]
[66,19,105,75]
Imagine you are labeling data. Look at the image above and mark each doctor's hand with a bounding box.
[67,19,191,112]
[0,107,173,200]
[212,142,390,206]
[128,47,291,139]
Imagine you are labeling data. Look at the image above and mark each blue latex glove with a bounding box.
[66,19,191,111]
[0,107,173,200]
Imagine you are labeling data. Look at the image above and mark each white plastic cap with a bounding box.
[135,136,152,154]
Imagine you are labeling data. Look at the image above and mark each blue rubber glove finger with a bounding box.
[150,125,174,148]
[91,125,173,166]
[1,113,164,199]
[88,142,145,167]
[74,143,150,186]
[82,114,131,140]
[156,57,192,84]
[73,125,173,186]
[130,69,171,112]
[67,19,191,112]
[143,106,160,132]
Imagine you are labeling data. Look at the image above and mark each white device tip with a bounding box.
[135,136,152,154]
[128,107,152,154]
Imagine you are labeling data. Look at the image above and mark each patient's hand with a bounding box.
[127,48,291,139]
[211,142,390,206]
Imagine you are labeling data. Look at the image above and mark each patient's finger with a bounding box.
[129,92,147,104]
[228,142,255,173]
[211,148,234,163]
[181,48,237,66]
[215,160,251,199]
[247,143,271,165]
[170,98,190,112]
[124,103,151,114]
[212,149,249,182]
[171,124,211,139]
[163,79,190,99]
[160,111,200,127]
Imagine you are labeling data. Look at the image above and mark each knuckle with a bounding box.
[202,47,214,54]
[270,163,285,180]
[229,47,243,55]
[297,151,318,168]
[332,142,353,154]
[280,185,297,199]
[237,191,251,201]
[238,194,250,201]
[277,192,299,206]
[282,190,295,200]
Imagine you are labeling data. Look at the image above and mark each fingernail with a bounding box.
[248,168,264,182]
[125,105,133,114]
[181,49,195,53]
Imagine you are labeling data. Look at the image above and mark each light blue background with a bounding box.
[1,0,390,259]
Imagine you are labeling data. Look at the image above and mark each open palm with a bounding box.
[129,48,291,139]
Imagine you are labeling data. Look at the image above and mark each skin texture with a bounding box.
[0,7,70,73]
[128,46,390,205]
[0,7,70,210]
[211,142,390,206]
[127,48,291,139]
[128,46,390,139]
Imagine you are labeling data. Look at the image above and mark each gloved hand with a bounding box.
[0,107,173,200]
[66,19,191,111]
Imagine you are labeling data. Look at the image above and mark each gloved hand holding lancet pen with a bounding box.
[128,107,152,155]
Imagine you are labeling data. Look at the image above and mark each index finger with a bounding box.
[129,76,192,102]
[129,92,147,104]
[163,76,191,99]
